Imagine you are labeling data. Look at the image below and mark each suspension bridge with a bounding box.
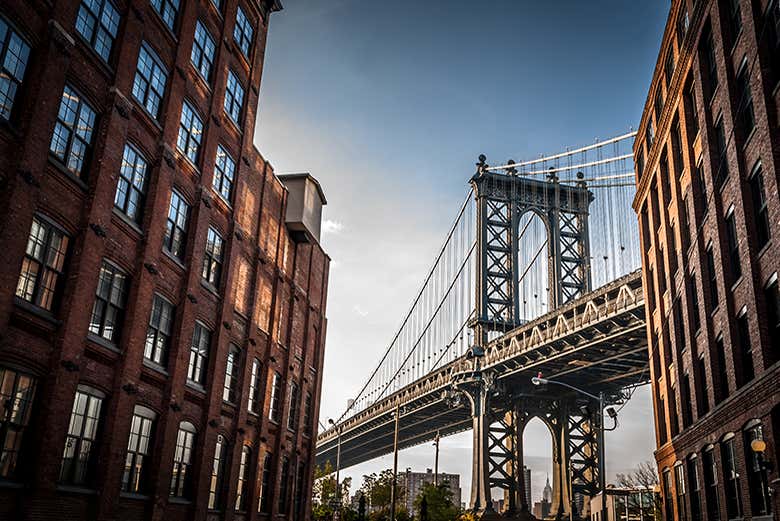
[316,132,649,519]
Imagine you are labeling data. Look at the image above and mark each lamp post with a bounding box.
[532,376,610,521]
[328,419,343,519]
[433,431,441,486]
[750,438,772,515]
[390,402,401,521]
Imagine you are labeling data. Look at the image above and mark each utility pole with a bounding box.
[433,431,440,486]
[390,402,400,521]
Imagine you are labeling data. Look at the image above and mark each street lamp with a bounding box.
[750,438,773,515]
[532,376,612,521]
[390,403,401,521]
[328,419,343,519]
[433,431,441,486]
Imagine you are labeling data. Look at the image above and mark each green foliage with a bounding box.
[413,482,461,521]
[312,462,354,521]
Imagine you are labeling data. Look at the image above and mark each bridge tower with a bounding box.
[460,156,598,520]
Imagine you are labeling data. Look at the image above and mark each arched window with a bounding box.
[122,405,156,493]
[235,445,252,511]
[170,421,197,498]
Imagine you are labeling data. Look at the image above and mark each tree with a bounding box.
[312,462,354,521]
[358,470,410,521]
[413,483,460,521]
[614,460,662,521]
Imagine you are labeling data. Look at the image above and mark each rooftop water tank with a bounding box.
[277,173,327,244]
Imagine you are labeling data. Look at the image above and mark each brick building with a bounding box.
[0,0,330,520]
[633,1,779,520]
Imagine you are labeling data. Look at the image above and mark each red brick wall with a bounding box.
[0,0,329,520]
[633,1,780,520]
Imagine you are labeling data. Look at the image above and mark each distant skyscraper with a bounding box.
[543,475,553,503]
[523,466,532,507]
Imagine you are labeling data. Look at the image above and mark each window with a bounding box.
[0,17,30,121]
[706,246,718,309]
[75,0,120,62]
[302,392,312,434]
[685,81,699,135]
[60,387,104,485]
[671,119,683,175]
[208,434,227,510]
[202,227,224,287]
[211,0,222,11]
[695,354,709,415]
[657,391,667,445]
[663,468,674,521]
[701,26,718,98]
[268,372,282,423]
[233,6,254,59]
[736,313,754,386]
[170,421,196,498]
[715,336,729,404]
[114,144,148,223]
[295,463,306,518]
[50,85,97,177]
[727,0,742,43]
[689,274,701,332]
[687,457,702,521]
[144,294,174,366]
[713,118,729,189]
[636,149,645,179]
[725,210,741,283]
[258,452,272,513]
[279,455,290,514]
[235,445,251,511]
[15,216,69,311]
[665,50,675,85]
[765,278,780,362]
[675,463,688,521]
[88,261,128,343]
[744,424,771,516]
[677,6,689,43]
[735,59,755,136]
[0,368,36,479]
[247,358,262,414]
[132,43,168,120]
[721,436,742,518]
[681,373,693,427]
[654,89,664,122]
[680,196,691,251]
[177,100,203,163]
[213,145,236,202]
[150,0,179,31]
[695,162,707,216]
[749,163,770,250]
[191,21,216,83]
[223,70,245,125]
[287,382,299,431]
[702,448,720,520]
[223,345,240,403]
[646,119,655,149]
[163,190,190,260]
[187,322,211,385]
[121,405,155,493]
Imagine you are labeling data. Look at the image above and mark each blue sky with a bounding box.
[255,0,669,504]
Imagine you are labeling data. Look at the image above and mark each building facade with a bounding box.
[0,0,330,520]
[633,1,780,520]
[401,468,461,513]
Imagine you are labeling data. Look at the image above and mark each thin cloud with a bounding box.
[323,219,345,234]
[353,305,369,317]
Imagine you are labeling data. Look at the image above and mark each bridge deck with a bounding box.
[316,270,648,470]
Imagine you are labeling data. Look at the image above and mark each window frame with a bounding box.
[15,215,70,312]
[170,421,196,498]
[212,144,236,203]
[150,0,180,32]
[187,321,211,385]
[144,293,175,367]
[208,433,228,510]
[132,42,168,120]
[49,84,98,178]
[233,6,254,60]
[749,162,770,250]
[202,226,225,288]
[268,371,282,423]
[0,16,31,122]
[114,143,149,223]
[247,358,262,414]
[0,367,37,480]
[191,20,216,84]
[121,405,156,494]
[177,100,204,164]
[59,386,105,486]
[75,0,121,63]
[88,260,128,344]
[235,445,251,511]
[163,189,190,260]
[223,69,245,126]
[223,345,241,404]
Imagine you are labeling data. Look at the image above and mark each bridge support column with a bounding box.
[456,370,497,517]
